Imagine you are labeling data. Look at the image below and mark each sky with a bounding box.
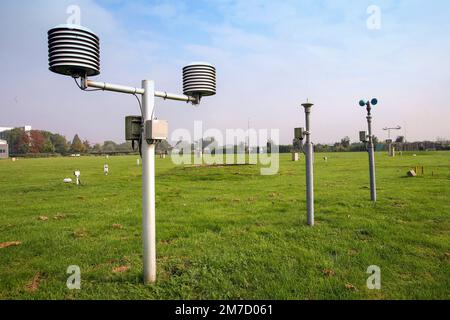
[0,0,449,145]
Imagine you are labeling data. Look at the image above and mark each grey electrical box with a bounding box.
[295,127,304,140]
[145,120,168,142]
[359,131,367,142]
[125,116,142,141]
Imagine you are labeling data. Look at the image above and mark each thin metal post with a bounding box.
[303,103,314,226]
[142,80,156,283]
[366,106,377,202]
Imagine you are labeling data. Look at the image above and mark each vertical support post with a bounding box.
[303,103,314,226]
[366,106,377,202]
[247,118,250,164]
[142,80,156,283]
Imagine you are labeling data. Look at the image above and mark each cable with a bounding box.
[73,76,145,157]
[133,93,143,118]
[132,93,144,158]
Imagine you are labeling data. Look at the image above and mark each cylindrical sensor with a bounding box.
[182,62,216,97]
[48,24,100,77]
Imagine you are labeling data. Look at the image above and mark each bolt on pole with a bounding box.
[302,102,314,226]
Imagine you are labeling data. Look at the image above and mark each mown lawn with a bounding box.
[0,151,449,299]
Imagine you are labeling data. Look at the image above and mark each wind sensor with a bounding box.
[48,24,216,284]
[358,98,378,202]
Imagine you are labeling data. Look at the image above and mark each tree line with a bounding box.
[4,128,448,156]
[3,128,172,156]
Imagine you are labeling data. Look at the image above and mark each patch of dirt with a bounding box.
[0,241,21,249]
[25,272,46,293]
[53,213,67,220]
[89,258,118,272]
[160,238,175,245]
[444,252,450,259]
[269,192,280,198]
[112,266,129,273]
[73,229,87,238]
[38,216,48,221]
[345,283,357,291]
[112,224,123,230]
[322,268,335,277]
[392,201,407,208]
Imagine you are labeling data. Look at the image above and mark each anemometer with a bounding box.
[358,98,378,202]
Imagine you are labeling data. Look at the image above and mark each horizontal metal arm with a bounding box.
[84,79,197,103]
[154,91,197,103]
[85,80,144,94]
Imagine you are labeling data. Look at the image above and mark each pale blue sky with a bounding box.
[0,0,449,144]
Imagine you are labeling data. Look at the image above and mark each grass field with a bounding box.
[0,151,449,300]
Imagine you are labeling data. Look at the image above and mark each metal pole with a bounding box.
[366,105,377,202]
[142,80,156,283]
[303,103,314,226]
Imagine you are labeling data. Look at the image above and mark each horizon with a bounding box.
[1,0,449,145]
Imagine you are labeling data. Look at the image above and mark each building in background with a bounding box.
[0,139,8,159]
[0,125,32,140]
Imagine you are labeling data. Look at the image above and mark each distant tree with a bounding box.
[116,142,133,152]
[29,130,46,153]
[315,144,331,153]
[4,128,29,154]
[16,131,30,154]
[40,130,53,141]
[82,140,91,152]
[372,135,379,145]
[155,140,172,154]
[70,134,84,153]
[395,136,405,143]
[50,133,68,154]
[277,144,291,153]
[340,136,350,149]
[31,130,56,153]
[102,140,117,153]
[92,143,102,153]
[350,142,366,152]
[42,140,55,153]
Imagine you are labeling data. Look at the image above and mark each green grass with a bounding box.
[0,151,449,299]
